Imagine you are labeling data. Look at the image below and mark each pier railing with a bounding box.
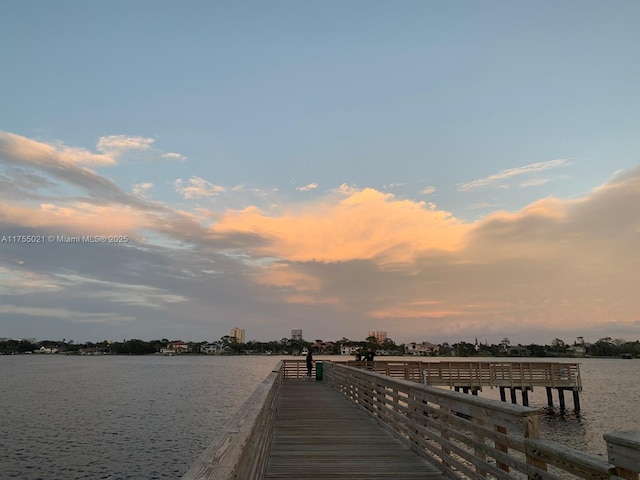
[323,361,637,480]
[182,362,282,480]
[183,360,639,480]
[337,359,582,391]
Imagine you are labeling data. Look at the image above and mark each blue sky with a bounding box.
[1,1,639,345]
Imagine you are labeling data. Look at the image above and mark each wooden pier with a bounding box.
[183,360,640,480]
[339,360,583,411]
[265,379,446,479]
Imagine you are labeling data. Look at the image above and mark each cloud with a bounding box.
[210,188,470,264]
[175,177,226,199]
[0,201,148,236]
[520,178,550,188]
[2,128,640,345]
[162,152,187,161]
[0,130,114,167]
[0,131,168,210]
[296,182,318,192]
[420,186,436,195]
[458,159,573,191]
[217,166,640,343]
[96,135,154,156]
[0,303,135,324]
[96,135,187,162]
[133,182,153,196]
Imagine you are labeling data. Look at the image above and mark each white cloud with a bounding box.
[0,304,135,324]
[175,177,226,199]
[162,152,187,161]
[133,182,153,196]
[459,159,573,191]
[520,178,550,188]
[420,186,437,195]
[296,182,318,192]
[0,130,114,167]
[96,135,155,155]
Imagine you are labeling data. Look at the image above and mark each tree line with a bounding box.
[1,335,638,358]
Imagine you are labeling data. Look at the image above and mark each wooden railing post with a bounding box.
[495,425,510,473]
[604,431,640,480]
[524,413,548,479]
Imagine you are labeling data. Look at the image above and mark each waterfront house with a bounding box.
[340,344,361,356]
[405,341,438,356]
[311,341,334,354]
[508,345,531,356]
[200,342,223,354]
[34,346,58,354]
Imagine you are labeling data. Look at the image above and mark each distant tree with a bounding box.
[381,338,399,353]
[438,342,453,356]
[455,341,477,357]
[527,344,547,357]
[589,338,616,356]
[366,335,379,346]
[550,338,567,353]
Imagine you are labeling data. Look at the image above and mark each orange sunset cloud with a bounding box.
[211,188,472,265]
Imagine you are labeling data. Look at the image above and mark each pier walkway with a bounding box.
[265,379,447,480]
[183,360,640,480]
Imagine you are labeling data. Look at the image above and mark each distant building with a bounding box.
[200,342,222,354]
[161,341,189,355]
[311,340,334,354]
[368,330,387,343]
[34,346,58,354]
[405,342,438,356]
[291,329,303,341]
[567,345,586,357]
[230,327,245,345]
[341,344,361,356]
[507,346,530,356]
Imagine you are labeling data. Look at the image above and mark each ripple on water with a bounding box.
[1,355,280,479]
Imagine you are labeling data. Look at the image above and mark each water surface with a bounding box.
[1,355,638,479]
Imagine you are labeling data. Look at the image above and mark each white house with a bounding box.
[200,343,222,354]
[404,342,438,356]
[340,344,361,356]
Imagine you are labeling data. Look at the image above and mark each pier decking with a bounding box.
[183,360,640,480]
[265,379,447,479]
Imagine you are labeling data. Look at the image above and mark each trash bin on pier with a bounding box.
[315,361,323,381]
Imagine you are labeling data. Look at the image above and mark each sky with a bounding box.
[1,1,639,346]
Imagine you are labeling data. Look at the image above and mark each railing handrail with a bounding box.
[341,363,540,417]
[181,361,283,480]
[333,359,582,391]
[323,361,625,480]
[182,360,637,480]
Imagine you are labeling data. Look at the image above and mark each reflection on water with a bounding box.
[1,355,637,478]
[0,355,280,479]
[539,408,590,454]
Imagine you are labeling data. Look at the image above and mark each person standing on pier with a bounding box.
[306,349,313,378]
[364,348,375,362]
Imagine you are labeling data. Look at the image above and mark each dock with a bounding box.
[337,360,583,410]
[183,360,640,480]
[265,379,446,479]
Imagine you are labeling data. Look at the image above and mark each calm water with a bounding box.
[1,355,638,479]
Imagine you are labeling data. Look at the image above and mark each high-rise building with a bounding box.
[368,330,387,343]
[230,327,245,344]
[291,329,303,341]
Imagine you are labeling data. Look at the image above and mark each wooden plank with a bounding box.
[605,431,640,480]
[525,438,613,480]
[265,380,447,480]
